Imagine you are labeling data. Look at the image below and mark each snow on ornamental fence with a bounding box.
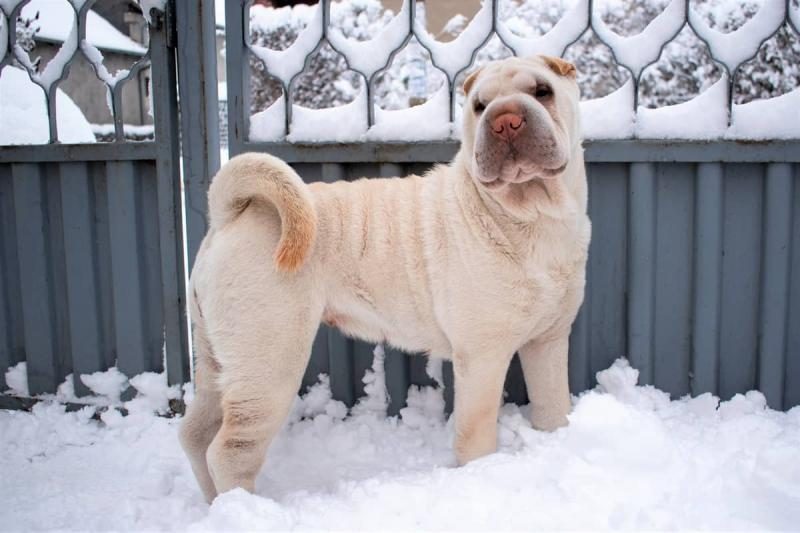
[242,0,800,143]
[0,0,165,143]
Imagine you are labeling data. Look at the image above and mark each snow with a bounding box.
[580,79,635,139]
[215,0,225,28]
[135,0,167,26]
[728,88,800,139]
[2,357,799,530]
[689,0,785,72]
[250,96,286,142]
[4,362,29,396]
[249,4,323,85]
[22,0,146,56]
[80,367,129,403]
[497,0,589,57]
[90,122,154,137]
[327,0,411,79]
[414,0,494,79]
[368,85,451,141]
[593,0,686,78]
[80,42,130,88]
[252,73,799,142]
[0,66,96,144]
[289,86,368,142]
[637,77,729,139]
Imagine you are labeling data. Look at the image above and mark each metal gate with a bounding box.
[0,0,189,406]
[215,0,800,412]
[2,0,799,414]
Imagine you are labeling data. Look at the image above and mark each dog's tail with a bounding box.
[208,152,317,273]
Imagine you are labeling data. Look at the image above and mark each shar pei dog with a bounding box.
[180,55,591,502]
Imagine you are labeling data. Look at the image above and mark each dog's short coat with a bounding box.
[180,55,591,502]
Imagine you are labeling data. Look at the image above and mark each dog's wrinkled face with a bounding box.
[461,56,580,191]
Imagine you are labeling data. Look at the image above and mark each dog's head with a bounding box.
[459,55,581,200]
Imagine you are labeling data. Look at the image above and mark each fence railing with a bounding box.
[224,0,800,151]
[0,0,190,404]
[215,0,800,412]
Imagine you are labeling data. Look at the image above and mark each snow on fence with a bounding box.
[0,0,155,143]
[215,0,800,413]
[226,0,800,144]
[0,0,190,406]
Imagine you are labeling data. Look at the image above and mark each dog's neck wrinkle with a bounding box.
[451,147,587,256]
[448,157,519,259]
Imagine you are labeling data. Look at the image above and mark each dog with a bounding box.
[180,55,590,503]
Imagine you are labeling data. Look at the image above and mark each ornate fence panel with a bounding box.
[0,0,189,405]
[219,0,800,412]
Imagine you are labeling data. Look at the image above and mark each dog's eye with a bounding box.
[473,99,486,114]
[534,85,553,99]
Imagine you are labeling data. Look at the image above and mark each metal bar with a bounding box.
[105,160,148,395]
[652,163,693,397]
[225,0,250,157]
[239,140,800,164]
[568,301,591,393]
[586,164,628,378]
[719,164,763,399]
[59,162,103,397]
[0,164,20,390]
[627,162,656,385]
[442,360,454,416]
[757,163,793,408]
[384,346,410,416]
[90,163,116,370]
[176,0,220,269]
[327,329,355,407]
[352,341,375,399]
[11,163,59,394]
[0,143,158,163]
[139,162,166,374]
[691,163,723,398]
[150,4,191,386]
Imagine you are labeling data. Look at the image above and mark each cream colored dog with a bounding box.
[180,55,591,503]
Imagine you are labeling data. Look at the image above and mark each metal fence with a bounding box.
[1,0,799,413]
[0,0,189,403]
[216,0,800,412]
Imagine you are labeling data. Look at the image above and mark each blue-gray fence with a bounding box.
[0,1,189,402]
[215,0,800,412]
[1,0,799,413]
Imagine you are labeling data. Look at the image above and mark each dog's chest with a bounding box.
[493,215,589,333]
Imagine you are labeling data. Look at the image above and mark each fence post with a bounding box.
[176,0,220,269]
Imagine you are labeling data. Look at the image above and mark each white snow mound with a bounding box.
[1,358,799,530]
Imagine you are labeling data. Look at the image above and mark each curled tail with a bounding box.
[208,152,317,273]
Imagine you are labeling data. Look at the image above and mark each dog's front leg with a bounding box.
[519,336,571,431]
[452,351,514,465]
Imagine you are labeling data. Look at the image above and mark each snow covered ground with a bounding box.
[2,358,799,531]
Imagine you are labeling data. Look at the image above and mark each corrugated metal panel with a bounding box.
[286,161,799,411]
[0,160,175,397]
[0,0,188,404]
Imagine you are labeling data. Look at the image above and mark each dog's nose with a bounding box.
[491,112,524,141]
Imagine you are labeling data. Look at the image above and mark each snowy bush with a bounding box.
[246,0,799,112]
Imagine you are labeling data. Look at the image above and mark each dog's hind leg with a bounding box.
[179,319,223,503]
[204,303,320,496]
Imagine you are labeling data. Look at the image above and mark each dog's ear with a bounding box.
[463,66,484,95]
[541,55,577,79]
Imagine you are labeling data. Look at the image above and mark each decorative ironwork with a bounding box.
[237,0,800,138]
[0,0,163,143]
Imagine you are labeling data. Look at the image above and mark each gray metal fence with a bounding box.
[215,0,800,412]
[0,1,189,403]
[1,0,799,414]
